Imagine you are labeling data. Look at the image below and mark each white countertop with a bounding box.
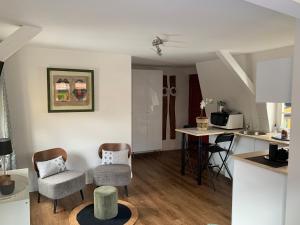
[175,127,289,146]
[175,127,241,136]
[235,132,289,146]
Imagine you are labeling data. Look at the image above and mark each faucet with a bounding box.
[245,124,250,131]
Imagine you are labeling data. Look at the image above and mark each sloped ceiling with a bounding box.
[0,0,295,65]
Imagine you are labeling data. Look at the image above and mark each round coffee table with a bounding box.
[69,200,138,225]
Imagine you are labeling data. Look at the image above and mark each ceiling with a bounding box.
[0,0,296,66]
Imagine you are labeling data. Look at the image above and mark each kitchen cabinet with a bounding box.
[232,155,287,225]
[254,139,270,152]
[132,69,163,153]
[0,168,30,225]
[209,135,272,179]
[256,57,292,103]
[224,136,257,178]
[209,135,255,178]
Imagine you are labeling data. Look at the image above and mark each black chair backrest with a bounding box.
[215,133,235,144]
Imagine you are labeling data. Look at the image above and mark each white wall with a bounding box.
[196,54,263,130]
[133,65,196,150]
[196,47,293,132]
[285,20,300,225]
[3,46,132,191]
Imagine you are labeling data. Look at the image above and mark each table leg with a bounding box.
[181,133,186,175]
[197,137,202,185]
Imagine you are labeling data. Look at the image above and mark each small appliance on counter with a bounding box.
[266,143,289,162]
[246,143,289,169]
[217,100,226,113]
[272,129,290,141]
[210,112,243,130]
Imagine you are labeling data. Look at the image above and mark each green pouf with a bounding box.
[94,186,118,220]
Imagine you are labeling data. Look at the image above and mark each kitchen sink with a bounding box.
[239,130,266,136]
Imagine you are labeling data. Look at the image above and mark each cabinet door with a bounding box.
[209,135,255,178]
[232,160,287,225]
[225,136,256,178]
[256,57,292,103]
[232,136,255,154]
[0,199,30,225]
[146,71,163,151]
[132,71,148,153]
[132,69,162,153]
[254,140,270,152]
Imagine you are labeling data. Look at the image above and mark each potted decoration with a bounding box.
[196,98,213,131]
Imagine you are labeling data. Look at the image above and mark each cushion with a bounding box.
[94,186,118,220]
[38,170,85,199]
[101,150,128,165]
[93,164,131,186]
[37,156,67,178]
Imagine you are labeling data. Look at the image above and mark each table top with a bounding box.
[175,127,240,137]
[236,132,289,146]
[175,127,289,146]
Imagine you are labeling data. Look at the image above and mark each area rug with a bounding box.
[69,200,138,225]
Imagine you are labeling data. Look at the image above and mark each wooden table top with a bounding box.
[175,127,241,137]
[175,127,289,146]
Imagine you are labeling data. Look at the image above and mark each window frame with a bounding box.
[276,103,291,130]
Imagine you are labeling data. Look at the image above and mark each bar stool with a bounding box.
[202,133,235,189]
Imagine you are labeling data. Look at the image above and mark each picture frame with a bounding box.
[47,68,94,112]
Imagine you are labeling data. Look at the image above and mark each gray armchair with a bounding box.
[93,143,132,196]
[32,148,85,213]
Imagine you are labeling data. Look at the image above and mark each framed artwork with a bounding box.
[47,68,94,112]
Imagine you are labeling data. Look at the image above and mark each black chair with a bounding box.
[203,133,235,182]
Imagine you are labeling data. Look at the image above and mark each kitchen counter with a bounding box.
[235,132,289,146]
[232,151,287,225]
[233,151,288,175]
[176,127,289,146]
[0,168,30,225]
[175,127,242,136]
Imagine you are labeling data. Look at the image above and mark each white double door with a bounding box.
[132,69,163,153]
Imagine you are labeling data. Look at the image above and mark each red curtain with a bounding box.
[188,74,208,167]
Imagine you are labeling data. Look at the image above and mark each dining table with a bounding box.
[175,127,240,185]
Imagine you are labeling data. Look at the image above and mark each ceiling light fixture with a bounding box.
[152,36,165,56]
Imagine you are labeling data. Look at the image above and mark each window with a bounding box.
[278,103,291,129]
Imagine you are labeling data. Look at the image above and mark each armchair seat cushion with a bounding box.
[38,170,85,200]
[93,164,131,187]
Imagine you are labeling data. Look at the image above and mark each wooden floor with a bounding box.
[30,150,232,225]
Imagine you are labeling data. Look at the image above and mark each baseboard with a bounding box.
[133,149,180,155]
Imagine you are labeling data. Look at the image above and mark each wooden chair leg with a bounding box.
[124,186,128,197]
[80,189,84,200]
[37,193,40,203]
[53,200,58,214]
